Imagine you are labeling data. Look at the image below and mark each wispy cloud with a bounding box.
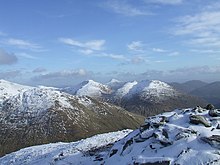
[127,41,144,52]
[152,48,167,52]
[3,38,43,51]
[97,53,126,60]
[32,69,91,86]
[173,3,220,48]
[0,70,21,79]
[59,38,105,54]
[17,52,38,60]
[145,0,183,5]
[0,49,18,65]
[168,51,180,56]
[102,0,152,17]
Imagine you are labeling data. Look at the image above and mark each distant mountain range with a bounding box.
[0,80,144,156]
[0,78,217,156]
[63,79,207,116]
[170,80,220,108]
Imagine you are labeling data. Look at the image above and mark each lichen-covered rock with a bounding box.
[189,115,211,127]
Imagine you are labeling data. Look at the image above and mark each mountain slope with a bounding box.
[1,107,219,165]
[0,79,32,104]
[62,80,112,98]
[170,80,208,93]
[0,86,144,156]
[190,81,220,108]
[110,80,207,116]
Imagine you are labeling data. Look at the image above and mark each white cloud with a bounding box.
[145,0,183,5]
[174,5,220,48]
[3,38,43,51]
[0,49,18,65]
[59,38,105,54]
[0,70,21,79]
[127,41,144,52]
[17,52,38,59]
[97,53,126,60]
[152,48,167,52]
[102,0,152,16]
[31,69,91,86]
[168,51,180,56]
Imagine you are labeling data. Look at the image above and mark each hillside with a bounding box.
[1,107,219,165]
[64,79,207,117]
[109,80,207,116]
[170,80,207,93]
[190,81,220,108]
[0,82,144,156]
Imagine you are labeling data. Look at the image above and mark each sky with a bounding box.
[0,0,220,86]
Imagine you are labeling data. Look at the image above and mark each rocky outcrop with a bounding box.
[104,107,220,165]
[201,135,220,149]
[189,115,211,127]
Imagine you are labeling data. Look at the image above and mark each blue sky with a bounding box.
[0,0,220,86]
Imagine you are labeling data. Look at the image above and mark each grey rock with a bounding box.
[209,109,220,117]
[189,115,211,127]
[200,135,220,149]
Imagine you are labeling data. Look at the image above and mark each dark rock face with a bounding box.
[189,115,211,127]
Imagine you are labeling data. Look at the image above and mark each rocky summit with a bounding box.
[0,106,219,165]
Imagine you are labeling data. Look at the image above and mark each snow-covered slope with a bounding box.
[105,107,220,165]
[62,80,112,98]
[114,80,177,100]
[1,107,219,165]
[0,130,132,165]
[0,79,32,104]
[0,82,144,156]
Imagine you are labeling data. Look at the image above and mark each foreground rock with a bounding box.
[1,107,219,165]
[105,107,220,165]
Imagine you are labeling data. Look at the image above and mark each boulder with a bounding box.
[189,115,211,127]
[208,109,220,117]
[205,104,215,110]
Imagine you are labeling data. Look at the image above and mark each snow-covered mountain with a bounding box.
[0,81,144,156]
[109,80,206,116]
[114,80,177,100]
[62,80,112,98]
[1,107,219,165]
[0,79,32,104]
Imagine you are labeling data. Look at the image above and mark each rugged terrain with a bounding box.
[0,80,144,156]
[1,107,219,165]
[64,79,207,116]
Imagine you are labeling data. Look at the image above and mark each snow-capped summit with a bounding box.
[62,80,112,98]
[114,80,176,99]
[0,79,32,104]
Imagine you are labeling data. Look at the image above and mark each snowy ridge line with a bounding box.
[0,130,132,165]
